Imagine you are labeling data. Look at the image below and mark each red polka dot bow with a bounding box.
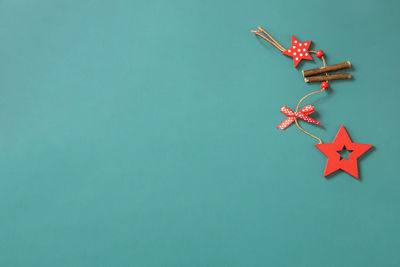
[277,105,321,130]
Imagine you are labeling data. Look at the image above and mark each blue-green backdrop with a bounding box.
[0,0,398,266]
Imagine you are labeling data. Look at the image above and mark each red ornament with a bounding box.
[277,105,321,130]
[282,36,313,67]
[315,126,372,179]
[321,82,329,89]
[316,50,324,58]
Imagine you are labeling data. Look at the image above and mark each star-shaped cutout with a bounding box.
[315,126,373,179]
[337,145,353,160]
[283,36,313,67]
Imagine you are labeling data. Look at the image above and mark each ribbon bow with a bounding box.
[277,105,321,130]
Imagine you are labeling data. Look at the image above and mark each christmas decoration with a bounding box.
[277,105,321,130]
[282,36,313,67]
[315,126,372,179]
[251,27,373,179]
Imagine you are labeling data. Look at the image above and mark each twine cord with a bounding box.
[250,27,285,52]
[293,51,327,144]
[294,88,325,144]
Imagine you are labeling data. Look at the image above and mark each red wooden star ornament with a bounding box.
[315,126,373,179]
[283,36,313,67]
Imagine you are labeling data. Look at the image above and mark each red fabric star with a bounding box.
[315,126,373,179]
[283,36,313,67]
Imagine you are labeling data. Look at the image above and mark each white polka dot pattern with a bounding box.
[277,105,321,130]
[282,36,313,67]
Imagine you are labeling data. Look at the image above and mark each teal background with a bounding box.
[0,0,398,266]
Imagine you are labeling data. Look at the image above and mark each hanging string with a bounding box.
[294,51,327,144]
[294,88,325,144]
[309,51,327,68]
[251,27,285,52]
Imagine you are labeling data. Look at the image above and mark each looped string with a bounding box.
[251,27,285,52]
[292,50,328,144]
[294,88,325,144]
